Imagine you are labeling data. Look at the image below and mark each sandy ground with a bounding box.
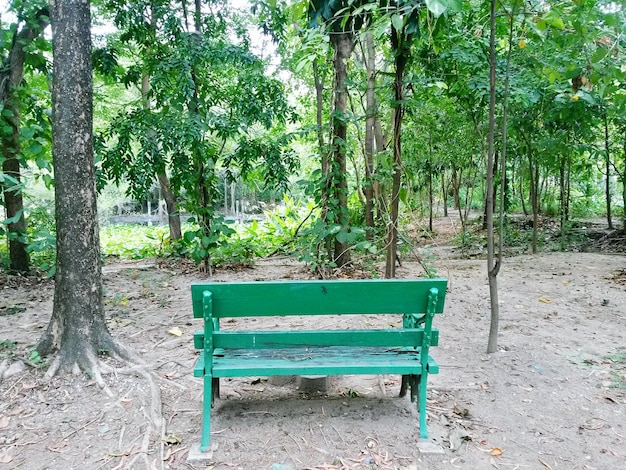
[0,223,625,470]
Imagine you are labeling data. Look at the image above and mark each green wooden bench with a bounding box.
[192,279,447,453]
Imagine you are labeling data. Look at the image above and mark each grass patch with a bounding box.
[604,348,626,389]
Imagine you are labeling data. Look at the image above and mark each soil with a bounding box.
[1,217,625,470]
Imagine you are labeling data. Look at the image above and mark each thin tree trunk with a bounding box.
[157,173,182,240]
[313,59,332,262]
[441,173,448,217]
[520,170,528,216]
[428,168,434,232]
[330,32,354,268]
[364,32,376,236]
[452,166,461,210]
[622,128,626,233]
[385,25,409,279]
[0,8,49,273]
[559,154,566,243]
[486,0,499,354]
[604,111,614,229]
[141,68,182,241]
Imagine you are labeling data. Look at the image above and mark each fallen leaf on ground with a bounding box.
[120,398,134,409]
[163,434,182,445]
[490,447,503,456]
[168,327,183,337]
[538,297,552,304]
[453,404,470,417]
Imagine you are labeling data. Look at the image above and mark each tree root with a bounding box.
[0,359,8,384]
[36,326,166,469]
[112,365,164,469]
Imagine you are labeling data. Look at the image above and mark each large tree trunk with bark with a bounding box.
[0,8,49,273]
[36,0,131,381]
[329,32,354,268]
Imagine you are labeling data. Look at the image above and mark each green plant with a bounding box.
[100,224,171,259]
[27,349,49,368]
[0,340,17,360]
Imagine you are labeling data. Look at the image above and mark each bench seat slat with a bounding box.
[193,350,440,378]
[205,329,439,349]
[206,347,439,377]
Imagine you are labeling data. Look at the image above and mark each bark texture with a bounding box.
[37,0,129,378]
[364,32,377,235]
[385,26,409,279]
[330,32,354,268]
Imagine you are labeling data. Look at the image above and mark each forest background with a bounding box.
[1,0,625,281]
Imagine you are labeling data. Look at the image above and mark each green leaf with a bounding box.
[543,10,564,30]
[2,209,24,226]
[425,0,461,18]
[28,142,43,155]
[391,14,403,31]
[591,47,608,64]
[42,174,53,189]
[336,229,348,244]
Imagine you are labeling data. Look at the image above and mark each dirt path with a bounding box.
[1,248,625,469]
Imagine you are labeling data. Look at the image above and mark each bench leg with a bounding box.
[212,377,220,403]
[200,374,213,452]
[417,372,429,439]
[399,375,409,397]
[400,374,420,403]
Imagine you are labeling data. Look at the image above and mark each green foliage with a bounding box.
[604,348,626,389]
[27,349,48,368]
[100,224,171,259]
[179,216,236,266]
[24,204,56,276]
[0,340,16,360]
[97,1,298,270]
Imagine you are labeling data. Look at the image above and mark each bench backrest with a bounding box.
[191,279,447,319]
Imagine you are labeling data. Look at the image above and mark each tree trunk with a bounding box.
[330,32,354,268]
[364,32,376,236]
[604,112,613,230]
[157,173,182,240]
[385,26,408,279]
[559,154,566,243]
[441,173,448,217]
[0,8,49,273]
[451,166,461,210]
[140,15,182,242]
[313,59,332,262]
[528,149,538,254]
[37,0,131,380]
[486,0,499,354]
[428,167,434,233]
[622,128,626,233]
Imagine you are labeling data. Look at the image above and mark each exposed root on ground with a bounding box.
[0,359,8,383]
[36,331,166,469]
